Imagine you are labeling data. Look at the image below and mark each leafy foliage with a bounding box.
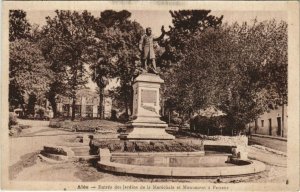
[159,10,223,68]
[161,10,224,116]
[89,10,144,116]
[9,39,53,112]
[9,112,18,128]
[9,10,31,41]
[41,10,96,120]
[162,14,287,131]
[215,20,288,129]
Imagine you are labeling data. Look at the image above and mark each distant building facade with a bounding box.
[56,89,112,118]
[248,105,287,138]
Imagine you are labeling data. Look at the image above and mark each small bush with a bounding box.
[36,107,45,117]
[171,117,182,125]
[190,115,231,135]
[9,112,18,128]
[110,110,118,121]
[118,113,129,122]
[43,146,67,156]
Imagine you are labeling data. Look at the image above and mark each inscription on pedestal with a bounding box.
[141,89,157,114]
[141,90,157,105]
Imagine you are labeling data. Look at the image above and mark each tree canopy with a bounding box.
[162,12,287,130]
[9,10,31,41]
[89,10,144,117]
[41,10,96,120]
[9,39,53,112]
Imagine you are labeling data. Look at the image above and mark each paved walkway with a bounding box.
[248,146,286,167]
[249,135,287,152]
[10,119,75,165]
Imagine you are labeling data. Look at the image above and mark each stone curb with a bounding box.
[38,154,68,164]
[112,151,205,157]
[250,145,287,157]
[98,160,265,177]
[250,134,287,141]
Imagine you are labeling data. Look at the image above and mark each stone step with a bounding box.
[71,147,90,156]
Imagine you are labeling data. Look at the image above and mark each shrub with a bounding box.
[190,115,232,136]
[171,117,182,125]
[118,112,129,122]
[9,112,18,128]
[110,110,118,121]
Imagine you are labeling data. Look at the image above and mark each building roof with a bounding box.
[198,106,226,117]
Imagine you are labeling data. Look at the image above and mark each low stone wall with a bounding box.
[49,119,63,128]
[204,135,248,147]
[41,145,75,161]
[49,119,74,129]
[40,152,68,161]
[204,136,248,159]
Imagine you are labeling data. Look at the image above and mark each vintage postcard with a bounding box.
[1,1,299,191]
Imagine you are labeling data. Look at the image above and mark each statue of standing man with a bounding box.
[139,26,166,74]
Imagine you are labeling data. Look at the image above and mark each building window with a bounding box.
[261,120,264,127]
[63,104,70,116]
[86,105,93,117]
[74,105,81,114]
[63,104,70,112]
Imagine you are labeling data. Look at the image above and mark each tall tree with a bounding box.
[215,20,288,130]
[9,39,53,114]
[161,10,223,117]
[39,32,69,118]
[9,10,54,114]
[9,10,31,42]
[42,10,96,120]
[9,10,31,111]
[89,10,143,117]
[159,10,223,68]
[161,11,287,133]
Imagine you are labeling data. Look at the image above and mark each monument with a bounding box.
[119,26,175,140]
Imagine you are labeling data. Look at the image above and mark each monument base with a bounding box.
[119,117,175,140]
[119,73,175,140]
[119,127,175,140]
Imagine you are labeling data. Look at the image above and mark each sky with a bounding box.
[24,10,287,91]
[25,10,287,36]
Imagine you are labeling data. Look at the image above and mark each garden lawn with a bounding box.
[53,119,123,133]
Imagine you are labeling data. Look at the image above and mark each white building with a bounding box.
[56,89,112,118]
[248,105,287,138]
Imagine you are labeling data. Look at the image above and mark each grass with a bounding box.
[73,159,105,181]
[9,151,40,180]
[51,119,123,133]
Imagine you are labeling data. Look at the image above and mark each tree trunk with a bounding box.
[125,101,129,117]
[48,94,57,118]
[129,88,133,116]
[20,103,26,117]
[99,87,105,119]
[27,93,37,116]
[71,97,76,121]
[282,103,284,137]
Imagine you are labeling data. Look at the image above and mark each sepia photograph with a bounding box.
[1,1,299,191]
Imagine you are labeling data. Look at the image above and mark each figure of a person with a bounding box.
[139,26,166,74]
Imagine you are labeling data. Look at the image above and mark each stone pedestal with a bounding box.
[119,73,175,140]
